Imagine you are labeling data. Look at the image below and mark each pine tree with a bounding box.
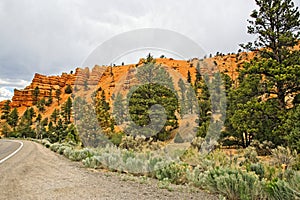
[195,63,202,83]
[32,86,40,105]
[1,100,11,120]
[95,90,114,135]
[178,78,187,116]
[242,0,300,108]
[37,98,46,113]
[51,109,59,124]
[46,88,53,106]
[187,70,192,83]
[113,93,125,124]
[36,113,42,123]
[65,84,73,94]
[55,88,61,105]
[63,97,72,123]
[127,62,179,141]
[8,108,19,129]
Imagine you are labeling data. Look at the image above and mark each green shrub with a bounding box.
[191,137,205,150]
[119,135,163,152]
[68,148,94,161]
[288,171,300,193]
[82,156,101,169]
[50,143,61,152]
[249,163,265,180]
[110,132,124,146]
[250,140,274,156]
[155,162,189,184]
[240,147,259,166]
[57,145,69,155]
[272,146,298,169]
[204,168,264,200]
[265,179,300,200]
[186,166,206,188]
[45,143,51,148]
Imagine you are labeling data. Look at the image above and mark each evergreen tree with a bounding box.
[65,84,73,94]
[95,90,114,134]
[55,88,61,105]
[281,105,300,152]
[127,62,179,141]
[17,108,35,138]
[74,97,109,147]
[8,108,19,128]
[32,86,40,105]
[51,109,59,124]
[46,88,53,106]
[84,80,89,91]
[113,93,125,124]
[187,70,192,83]
[37,98,46,113]
[195,63,202,83]
[36,113,42,123]
[194,72,211,138]
[1,100,11,120]
[145,53,155,64]
[186,86,197,114]
[242,0,300,108]
[63,97,72,124]
[178,78,187,116]
[1,122,11,137]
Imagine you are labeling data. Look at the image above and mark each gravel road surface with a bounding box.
[0,140,216,200]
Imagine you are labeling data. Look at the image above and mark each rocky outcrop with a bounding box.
[3,54,251,109]
[10,72,75,107]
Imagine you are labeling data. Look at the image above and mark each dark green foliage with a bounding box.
[95,90,114,134]
[195,63,202,83]
[84,80,89,91]
[265,179,300,200]
[32,86,40,105]
[241,0,300,108]
[249,163,265,180]
[65,84,73,94]
[62,97,72,124]
[110,132,124,146]
[1,100,11,120]
[7,108,19,128]
[36,113,42,122]
[223,0,300,148]
[243,0,300,61]
[282,105,300,152]
[145,53,155,64]
[51,109,59,124]
[178,78,188,116]
[155,162,189,184]
[17,108,36,138]
[187,70,191,83]
[45,88,53,106]
[1,122,11,137]
[55,88,61,105]
[126,62,178,141]
[37,98,46,113]
[204,168,262,200]
[113,93,125,124]
[74,97,110,148]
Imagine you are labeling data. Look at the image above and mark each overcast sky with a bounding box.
[0,0,299,101]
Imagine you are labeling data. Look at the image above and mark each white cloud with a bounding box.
[0,78,30,88]
[0,87,13,101]
[0,0,298,87]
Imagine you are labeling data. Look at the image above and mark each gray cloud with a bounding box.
[0,0,299,98]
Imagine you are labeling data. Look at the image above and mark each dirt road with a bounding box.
[0,140,216,200]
